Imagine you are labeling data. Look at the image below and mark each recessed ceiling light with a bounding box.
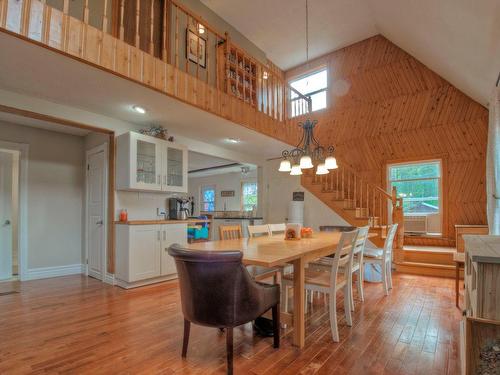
[132,105,146,114]
[226,138,241,144]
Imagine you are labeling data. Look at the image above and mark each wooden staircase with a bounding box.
[301,165,456,277]
[301,164,403,250]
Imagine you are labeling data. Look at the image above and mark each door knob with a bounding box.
[96,220,103,225]
[3,220,10,226]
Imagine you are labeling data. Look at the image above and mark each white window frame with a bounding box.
[200,184,216,212]
[241,181,258,212]
[387,159,443,218]
[288,67,328,117]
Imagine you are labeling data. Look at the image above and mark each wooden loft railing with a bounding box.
[288,86,312,118]
[306,162,404,250]
[0,0,302,144]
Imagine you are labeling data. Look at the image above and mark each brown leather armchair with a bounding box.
[168,244,280,375]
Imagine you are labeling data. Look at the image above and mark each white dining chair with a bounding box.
[247,224,279,284]
[281,229,359,342]
[363,224,398,295]
[268,223,286,236]
[348,226,370,310]
[248,224,271,237]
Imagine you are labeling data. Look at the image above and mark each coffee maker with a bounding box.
[168,198,190,220]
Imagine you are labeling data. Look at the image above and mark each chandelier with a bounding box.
[278,119,338,175]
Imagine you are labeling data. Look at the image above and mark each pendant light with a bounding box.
[325,155,338,169]
[279,159,292,172]
[299,155,314,169]
[290,164,303,176]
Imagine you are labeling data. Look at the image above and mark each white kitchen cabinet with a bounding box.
[160,223,187,276]
[115,223,187,288]
[116,132,188,193]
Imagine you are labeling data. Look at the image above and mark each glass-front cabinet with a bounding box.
[116,132,188,193]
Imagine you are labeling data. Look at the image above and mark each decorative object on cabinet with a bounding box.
[116,132,188,193]
[220,190,235,197]
[138,126,169,140]
[186,29,206,68]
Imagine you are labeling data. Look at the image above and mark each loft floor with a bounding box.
[0,274,461,374]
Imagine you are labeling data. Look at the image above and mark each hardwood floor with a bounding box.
[0,273,461,374]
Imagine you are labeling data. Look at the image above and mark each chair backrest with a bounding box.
[383,224,398,259]
[248,224,271,238]
[268,223,286,236]
[353,226,370,255]
[219,224,242,240]
[168,244,246,327]
[330,229,358,283]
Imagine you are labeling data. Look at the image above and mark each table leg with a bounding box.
[455,263,459,308]
[292,257,305,348]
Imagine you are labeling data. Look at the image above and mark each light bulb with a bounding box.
[198,24,205,34]
[278,159,292,172]
[316,163,329,175]
[325,156,338,169]
[299,155,314,169]
[290,164,303,176]
[263,71,269,80]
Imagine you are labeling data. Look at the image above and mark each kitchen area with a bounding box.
[114,131,262,288]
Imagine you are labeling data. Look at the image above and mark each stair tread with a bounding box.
[396,261,455,270]
[403,245,456,254]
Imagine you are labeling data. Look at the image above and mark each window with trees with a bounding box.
[241,182,258,211]
[388,161,441,215]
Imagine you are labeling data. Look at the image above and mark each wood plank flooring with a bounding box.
[0,273,461,374]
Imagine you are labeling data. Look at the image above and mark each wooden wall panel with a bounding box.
[287,35,488,245]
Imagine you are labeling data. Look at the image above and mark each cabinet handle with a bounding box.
[163,230,166,241]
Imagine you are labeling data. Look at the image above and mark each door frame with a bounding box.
[0,141,28,281]
[85,143,109,282]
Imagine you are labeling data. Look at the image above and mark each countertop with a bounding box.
[115,219,212,225]
[463,235,500,263]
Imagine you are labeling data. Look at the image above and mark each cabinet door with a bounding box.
[163,144,188,192]
[129,225,161,281]
[160,223,187,276]
[130,133,162,191]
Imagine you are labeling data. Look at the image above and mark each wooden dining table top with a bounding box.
[184,232,377,267]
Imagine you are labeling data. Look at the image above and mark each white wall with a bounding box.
[188,169,258,216]
[0,121,85,270]
[262,159,349,230]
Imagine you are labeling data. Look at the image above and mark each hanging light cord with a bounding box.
[305,0,309,65]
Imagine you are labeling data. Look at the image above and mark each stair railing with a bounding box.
[286,85,312,118]
[308,163,404,247]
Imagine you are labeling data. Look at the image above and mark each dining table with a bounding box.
[184,231,377,348]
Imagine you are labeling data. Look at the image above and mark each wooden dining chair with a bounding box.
[364,224,398,295]
[219,225,242,240]
[281,229,359,342]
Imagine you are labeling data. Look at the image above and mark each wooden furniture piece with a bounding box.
[364,224,398,295]
[461,235,500,374]
[185,231,376,348]
[453,252,465,308]
[282,230,358,342]
[219,224,243,241]
[115,222,187,288]
[116,132,188,193]
[455,224,488,253]
[168,244,280,375]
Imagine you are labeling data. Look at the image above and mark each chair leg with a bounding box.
[226,327,233,375]
[387,262,393,290]
[350,271,355,312]
[344,284,352,327]
[328,291,339,342]
[272,304,280,348]
[381,261,389,296]
[358,265,365,302]
[182,319,190,358]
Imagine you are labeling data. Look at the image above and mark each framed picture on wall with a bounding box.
[186,29,206,68]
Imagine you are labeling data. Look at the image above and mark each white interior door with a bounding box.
[86,148,106,280]
[0,152,13,280]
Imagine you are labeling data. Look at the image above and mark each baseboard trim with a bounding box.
[104,273,115,285]
[25,264,83,280]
